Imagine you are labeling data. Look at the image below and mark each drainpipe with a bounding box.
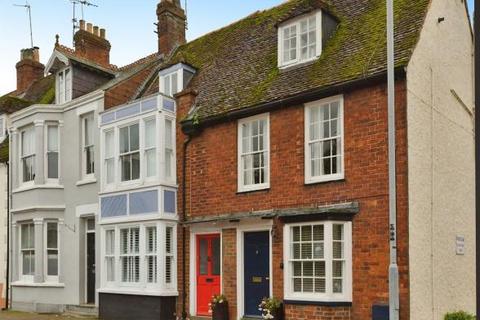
[2,160,9,311]
[386,0,400,319]
[181,135,192,320]
[475,3,479,319]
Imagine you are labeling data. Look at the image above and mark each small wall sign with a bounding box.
[456,235,465,255]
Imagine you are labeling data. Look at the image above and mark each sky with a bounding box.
[0,0,475,95]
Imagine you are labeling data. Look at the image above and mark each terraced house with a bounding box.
[0,0,475,319]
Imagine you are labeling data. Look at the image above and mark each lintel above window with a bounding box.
[278,10,323,68]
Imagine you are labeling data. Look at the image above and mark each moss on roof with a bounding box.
[0,96,33,114]
[144,0,430,122]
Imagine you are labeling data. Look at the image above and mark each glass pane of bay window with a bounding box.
[47,222,58,276]
[47,126,59,179]
[145,119,156,178]
[165,119,174,179]
[105,131,114,184]
[21,128,35,182]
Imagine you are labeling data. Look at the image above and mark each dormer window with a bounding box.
[56,68,72,104]
[159,63,196,97]
[278,11,322,68]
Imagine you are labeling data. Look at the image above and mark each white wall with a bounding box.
[0,163,6,306]
[407,0,475,318]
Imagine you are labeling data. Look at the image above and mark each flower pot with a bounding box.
[270,303,284,320]
[212,301,229,320]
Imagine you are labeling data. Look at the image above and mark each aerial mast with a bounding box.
[69,0,99,46]
[13,1,34,48]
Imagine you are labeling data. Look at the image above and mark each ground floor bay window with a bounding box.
[283,221,352,302]
[100,221,177,295]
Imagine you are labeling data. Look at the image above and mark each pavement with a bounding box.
[0,311,98,320]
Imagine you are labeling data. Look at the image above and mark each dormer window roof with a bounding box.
[278,10,323,68]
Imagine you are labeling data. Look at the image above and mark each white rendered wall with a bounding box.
[406,0,475,318]
[0,163,7,307]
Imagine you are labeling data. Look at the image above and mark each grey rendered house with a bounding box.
[7,21,164,315]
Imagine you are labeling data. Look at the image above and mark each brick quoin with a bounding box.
[176,79,409,320]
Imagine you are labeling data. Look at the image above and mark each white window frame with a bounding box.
[81,113,95,179]
[20,126,36,186]
[160,71,181,97]
[44,220,60,283]
[283,221,352,302]
[104,129,115,186]
[237,113,270,193]
[56,67,72,104]
[278,11,322,68]
[164,224,176,289]
[144,117,157,181]
[104,228,116,284]
[119,122,141,183]
[19,222,35,282]
[45,124,60,183]
[305,95,344,184]
[119,226,141,285]
[164,116,176,182]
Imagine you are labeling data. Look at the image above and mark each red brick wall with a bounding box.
[176,80,409,320]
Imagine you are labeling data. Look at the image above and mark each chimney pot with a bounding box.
[87,23,93,33]
[93,26,100,36]
[100,28,106,38]
[80,20,86,30]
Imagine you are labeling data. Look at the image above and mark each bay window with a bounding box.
[46,125,59,180]
[305,96,344,183]
[238,114,269,192]
[120,124,140,182]
[21,126,35,183]
[278,11,322,67]
[20,223,35,280]
[284,221,351,302]
[102,223,177,292]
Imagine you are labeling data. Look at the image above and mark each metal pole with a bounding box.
[474,0,479,317]
[387,0,400,319]
[27,4,33,48]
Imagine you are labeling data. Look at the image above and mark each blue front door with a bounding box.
[244,231,270,317]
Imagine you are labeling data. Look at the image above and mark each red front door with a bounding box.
[196,234,221,316]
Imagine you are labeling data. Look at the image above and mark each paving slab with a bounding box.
[0,311,98,320]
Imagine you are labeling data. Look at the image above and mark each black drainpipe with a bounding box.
[181,135,192,320]
[3,160,10,310]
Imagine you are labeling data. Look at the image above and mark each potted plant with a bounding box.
[258,297,284,320]
[209,294,229,320]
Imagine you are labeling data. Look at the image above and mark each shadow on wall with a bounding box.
[0,283,4,308]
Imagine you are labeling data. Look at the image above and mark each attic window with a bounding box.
[56,67,72,104]
[160,71,180,97]
[159,63,196,98]
[278,11,322,68]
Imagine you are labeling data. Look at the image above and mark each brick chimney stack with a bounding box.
[74,20,111,66]
[157,0,186,56]
[16,47,45,93]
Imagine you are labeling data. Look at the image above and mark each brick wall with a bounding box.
[176,80,409,320]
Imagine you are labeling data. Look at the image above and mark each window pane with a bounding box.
[47,126,58,151]
[199,239,208,275]
[84,115,94,146]
[146,149,156,178]
[107,257,115,282]
[212,237,220,276]
[121,155,131,181]
[47,223,58,248]
[145,119,156,148]
[132,152,140,180]
[130,124,139,151]
[171,73,178,95]
[164,75,171,96]
[47,250,58,276]
[86,146,94,174]
[119,127,129,153]
[47,152,59,179]
[105,131,114,158]
[106,230,115,255]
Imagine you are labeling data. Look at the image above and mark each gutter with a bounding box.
[2,158,10,310]
[182,67,406,131]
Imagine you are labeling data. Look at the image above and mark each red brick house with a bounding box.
[140,0,474,319]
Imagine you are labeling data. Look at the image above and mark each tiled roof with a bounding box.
[143,0,430,121]
[0,74,55,115]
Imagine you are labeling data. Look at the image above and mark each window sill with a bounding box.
[98,287,178,297]
[11,281,65,288]
[76,177,97,186]
[305,175,345,186]
[278,57,319,71]
[237,185,270,194]
[283,299,352,307]
[12,184,64,194]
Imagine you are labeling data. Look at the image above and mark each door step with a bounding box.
[65,304,99,318]
[190,317,211,320]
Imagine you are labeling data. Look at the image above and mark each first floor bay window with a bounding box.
[284,221,351,302]
[21,223,35,279]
